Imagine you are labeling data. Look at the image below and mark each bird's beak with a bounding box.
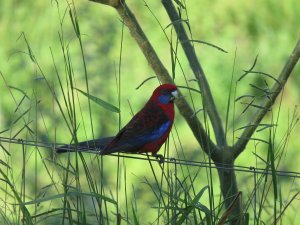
[170,90,179,101]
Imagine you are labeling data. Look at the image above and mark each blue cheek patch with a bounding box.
[158,95,170,104]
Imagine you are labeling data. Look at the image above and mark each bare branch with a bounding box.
[89,0,219,158]
[232,38,300,159]
[162,0,226,147]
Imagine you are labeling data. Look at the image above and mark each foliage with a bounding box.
[0,0,299,224]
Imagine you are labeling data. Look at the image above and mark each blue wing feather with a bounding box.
[101,101,171,154]
[136,120,171,143]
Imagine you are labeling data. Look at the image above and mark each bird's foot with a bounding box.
[152,153,165,164]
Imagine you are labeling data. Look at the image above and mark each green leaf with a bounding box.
[75,88,120,113]
[132,203,139,225]
[0,159,11,169]
[176,186,209,225]
[8,86,29,99]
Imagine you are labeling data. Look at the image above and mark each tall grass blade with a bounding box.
[176,186,208,225]
[75,88,120,113]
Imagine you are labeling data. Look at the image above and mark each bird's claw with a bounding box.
[153,154,165,164]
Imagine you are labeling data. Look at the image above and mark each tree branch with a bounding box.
[161,0,226,147]
[89,0,219,158]
[232,38,300,159]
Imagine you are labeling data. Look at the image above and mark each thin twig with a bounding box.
[233,38,300,158]
[89,0,219,158]
[162,0,226,147]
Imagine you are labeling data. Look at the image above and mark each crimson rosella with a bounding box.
[56,84,178,157]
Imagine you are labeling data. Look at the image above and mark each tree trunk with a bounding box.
[216,162,243,225]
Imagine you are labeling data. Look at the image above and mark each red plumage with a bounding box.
[101,83,177,155]
[56,84,178,156]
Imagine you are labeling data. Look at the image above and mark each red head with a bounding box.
[149,84,178,119]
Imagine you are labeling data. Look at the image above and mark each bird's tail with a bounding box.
[56,137,114,154]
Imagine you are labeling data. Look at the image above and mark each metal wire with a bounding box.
[1,136,300,179]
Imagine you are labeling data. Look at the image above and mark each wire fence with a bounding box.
[1,136,300,179]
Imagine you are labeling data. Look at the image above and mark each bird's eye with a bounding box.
[160,89,168,95]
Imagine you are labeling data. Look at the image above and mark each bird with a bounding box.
[56,84,178,159]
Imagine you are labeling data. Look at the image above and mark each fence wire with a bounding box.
[0,136,300,179]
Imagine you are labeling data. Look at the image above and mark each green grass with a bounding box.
[0,0,300,224]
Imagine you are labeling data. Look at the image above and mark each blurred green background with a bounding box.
[0,0,300,224]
